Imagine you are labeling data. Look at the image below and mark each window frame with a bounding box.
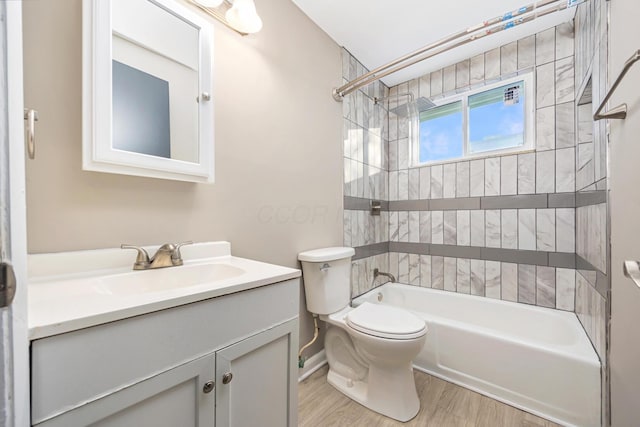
[411,72,535,167]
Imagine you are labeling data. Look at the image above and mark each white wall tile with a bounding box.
[500,42,517,75]
[420,255,432,288]
[470,210,485,247]
[419,211,431,243]
[485,157,501,196]
[556,268,575,311]
[556,102,576,149]
[456,162,470,197]
[443,65,456,93]
[430,69,443,96]
[470,54,485,85]
[457,210,470,246]
[536,266,556,308]
[444,211,457,245]
[536,62,556,108]
[501,209,518,249]
[443,163,456,198]
[556,148,575,193]
[398,211,409,242]
[398,169,409,200]
[555,57,575,104]
[409,211,420,243]
[431,210,444,244]
[471,260,485,296]
[456,259,471,294]
[409,168,420,200]
[409,254,420,285]
[501,262,518,302]
[485,48,501,80]
[536,150,555,193]
[444,257,457,292]
[456,60,470,89]
[517,35,535,69]
[470,159,485,197]
[536,106,556,150]
[518,209,537,250]
[517,153,536,194]
[399,252,409,283]
[431,165,443,199]
[536,27,556,64]
[486,210,501,248]
[485,261,501,299]
[500,155,517,195]
[431,256,444,289]
[419,166,431,199]
[556,22,575,60]
[518,265,536,304]
[419,75,431,98]
[537,208,556,251]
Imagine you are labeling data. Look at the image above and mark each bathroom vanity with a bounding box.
[28,242,300,427]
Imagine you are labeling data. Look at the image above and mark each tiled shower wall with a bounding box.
[341,50,391,297]
[574,0,609,424]
[384,24,578,310]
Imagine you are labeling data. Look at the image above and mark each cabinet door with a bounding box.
[216,318,298,427]
[36,353,216,427]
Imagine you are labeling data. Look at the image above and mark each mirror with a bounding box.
[83,0,214,183]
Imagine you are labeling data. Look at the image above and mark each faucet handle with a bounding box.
[171,241,193,266]
[121,244,150,270]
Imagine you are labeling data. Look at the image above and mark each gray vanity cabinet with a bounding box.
[35,353,217,427]
[31,278,299,427]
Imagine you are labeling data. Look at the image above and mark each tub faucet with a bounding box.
[121,241,193,270]
[373,268,396,284]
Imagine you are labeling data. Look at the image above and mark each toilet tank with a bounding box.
[298,247,355,315]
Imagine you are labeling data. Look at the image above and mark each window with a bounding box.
[415,74,533,165]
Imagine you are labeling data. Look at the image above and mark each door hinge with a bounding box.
[0,262,17,308]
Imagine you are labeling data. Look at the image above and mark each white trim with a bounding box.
[412,72,535,168]
[82,0,215,183]
[297,349,327,382]
[6,2,30,425]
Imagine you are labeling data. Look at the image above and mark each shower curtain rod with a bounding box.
[332,0,583,101]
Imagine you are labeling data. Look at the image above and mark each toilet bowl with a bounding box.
[298,247,428,422]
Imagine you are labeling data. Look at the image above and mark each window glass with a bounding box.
[418,101,463,163]
[468,81,525,154]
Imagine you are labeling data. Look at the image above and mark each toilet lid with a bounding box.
[346,302,426,339]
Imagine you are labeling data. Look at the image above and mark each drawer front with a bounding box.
[31,278,299,424]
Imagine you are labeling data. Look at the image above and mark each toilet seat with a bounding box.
[346,302,427,340]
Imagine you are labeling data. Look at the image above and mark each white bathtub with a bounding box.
[353,283,601,427]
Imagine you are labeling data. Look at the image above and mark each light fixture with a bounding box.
[194,0,224,7]
[225,0,263,34]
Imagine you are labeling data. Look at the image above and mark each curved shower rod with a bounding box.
[332,0,585,101]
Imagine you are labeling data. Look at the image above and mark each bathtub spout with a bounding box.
[373,268,396,284]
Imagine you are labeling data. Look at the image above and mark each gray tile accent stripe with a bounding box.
[388,200,429,211]
[549,193,576,208]
[360,241,575,268]
[576,254,609,298]
[353,242,389,260]
[344,197,389,211]
[481,194,548,209]
[429,198,481,211]
[576,191,607,207]
[345,193,577,213]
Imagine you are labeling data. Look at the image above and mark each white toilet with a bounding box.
[298,247,427,422]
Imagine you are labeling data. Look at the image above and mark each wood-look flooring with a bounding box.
[298,366,561,427]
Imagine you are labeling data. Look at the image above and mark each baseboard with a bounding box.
[298,349,327,382]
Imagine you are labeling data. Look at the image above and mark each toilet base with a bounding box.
[326,362,420,422]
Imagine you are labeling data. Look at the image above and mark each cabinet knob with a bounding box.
[222,372,233,384]
[203,381,215,394]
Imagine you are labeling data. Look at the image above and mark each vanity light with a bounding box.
[225,0,263,34]
[188,0,262,35]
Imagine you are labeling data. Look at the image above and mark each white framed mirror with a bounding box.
[83,0,214,183]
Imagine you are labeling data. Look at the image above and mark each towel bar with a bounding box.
[594,49,640,121]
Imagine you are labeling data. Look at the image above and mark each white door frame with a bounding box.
[3,1,30,426]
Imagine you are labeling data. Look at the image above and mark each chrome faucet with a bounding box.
[373,268,396,284]
[121,241,193,270]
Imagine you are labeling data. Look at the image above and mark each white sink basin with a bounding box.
[92,263,245,296]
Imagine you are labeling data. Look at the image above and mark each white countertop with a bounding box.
[28,242,301,340]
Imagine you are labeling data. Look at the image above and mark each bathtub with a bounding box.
[353,283,601,427]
